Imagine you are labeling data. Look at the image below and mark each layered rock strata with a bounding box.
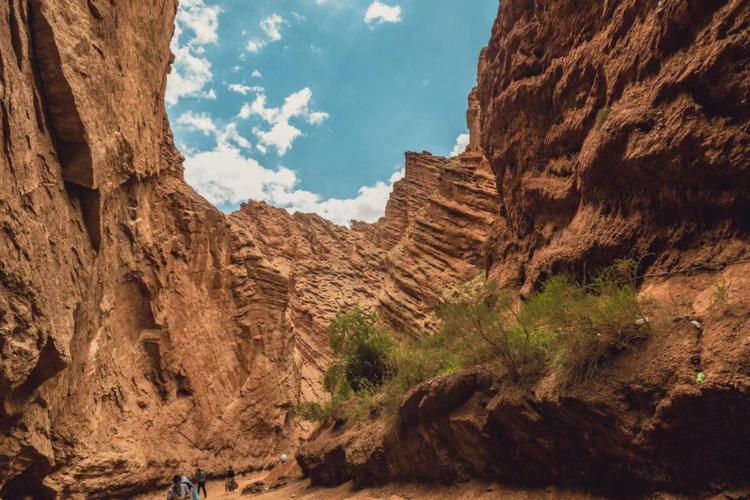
[298,0,750,495]
[0,0,498,497]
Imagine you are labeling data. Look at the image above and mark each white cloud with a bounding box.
[166,0,221,106]
[246,14,285,54]
[364,1,402,24]
[176,111,217,136]
[276,168,405,225]
[228,83,265,95]
[239,88,328,156]
[176,0,220,45]
[307,111,330,125]
[260,14,284,41]
[176,112,252,151]
[450,133,470,157]
[251,70,263,78]
[247,38,267,53]
[185,145,296,206]
[254,122,302,156]
[184,144,404,225]
[217,123,252,150]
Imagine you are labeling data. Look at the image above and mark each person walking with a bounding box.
[180,475,200,500]
[225,465,237,492]
[166,475,190,500]
[194,468,207,498]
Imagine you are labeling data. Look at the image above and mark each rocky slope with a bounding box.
[0,1,498,497]
[231,149,496,402]
[479,0,750,293]
[298,0,750,496]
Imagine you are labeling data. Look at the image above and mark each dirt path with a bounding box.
[135,472,599,499]
[132,472,750,500]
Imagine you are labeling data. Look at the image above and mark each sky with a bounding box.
[168,0,498,225]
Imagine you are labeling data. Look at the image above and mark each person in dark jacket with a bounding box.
[194,468,207,498]
[224,466,237,492]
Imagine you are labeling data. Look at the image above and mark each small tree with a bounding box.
[437,277,549,382]
[326,307,393,395]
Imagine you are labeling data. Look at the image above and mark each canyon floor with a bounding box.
[134,472,750,500]
[135,473,597,500]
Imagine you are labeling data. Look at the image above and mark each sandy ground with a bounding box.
[135,472,602,500]
[134,469,750,500]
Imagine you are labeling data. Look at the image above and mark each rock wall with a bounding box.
[0,1,301,497]
[298,0,750,495]
[230,149,497,402]
[478,0,750,293]
[0,1,499,497]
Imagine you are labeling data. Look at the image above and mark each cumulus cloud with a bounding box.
[239,88,329,156]
[228,83,265,95]
[450,133,470,157]
[276,168,405,225]
[184,144,404,225]
[247,38,267,53]
[176,111,218,136]
[253,122,302,156]
[246,14,284,54]
[260,14,284,41]
[364,1,402,24]
[176,112,252,151]
[251,69,263,78]
[166,0,220,106]
[176,0,220,45]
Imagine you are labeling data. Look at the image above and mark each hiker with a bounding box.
[180,475,200,500]
[166,475,190,500]
[225,465,237,492]
[194,468,207,498]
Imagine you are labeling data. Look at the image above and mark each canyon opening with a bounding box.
[1,1,750,499]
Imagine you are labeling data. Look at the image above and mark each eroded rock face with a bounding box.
[230,150,497,401]
[0,1,298,497]
[298,0,750,495]
[299,264,750,495]
[478,0,750,293]
[0,1,499,497]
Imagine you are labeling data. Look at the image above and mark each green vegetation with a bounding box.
[297,260,651,424]
[595,106,611,130]
[712,280,730,308]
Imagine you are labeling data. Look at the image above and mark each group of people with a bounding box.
[165,468,208,500]
[166,466,238,499]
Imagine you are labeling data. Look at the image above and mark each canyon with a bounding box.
[1,0,749,498]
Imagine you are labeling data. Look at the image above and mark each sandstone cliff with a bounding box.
[231,149,496,402]
[0,1,300,497]
[0,1,498,497]
[298,0,750,495]
[479,0,750,293]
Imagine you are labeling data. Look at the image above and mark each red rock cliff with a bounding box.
[478,0,750,293]
[0,1,499,497]
[0,1,299,497]
[298,0,750,495]
[230,149,497,402]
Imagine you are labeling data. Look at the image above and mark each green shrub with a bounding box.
[327,306,394,394]
[595,106,610,130]
[303,261,650,424]
[712,280,730,308]
[296,401,330,423]
[521,259,648,385]
[436,277,550,382]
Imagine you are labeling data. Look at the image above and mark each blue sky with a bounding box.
[168,0,498,225]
